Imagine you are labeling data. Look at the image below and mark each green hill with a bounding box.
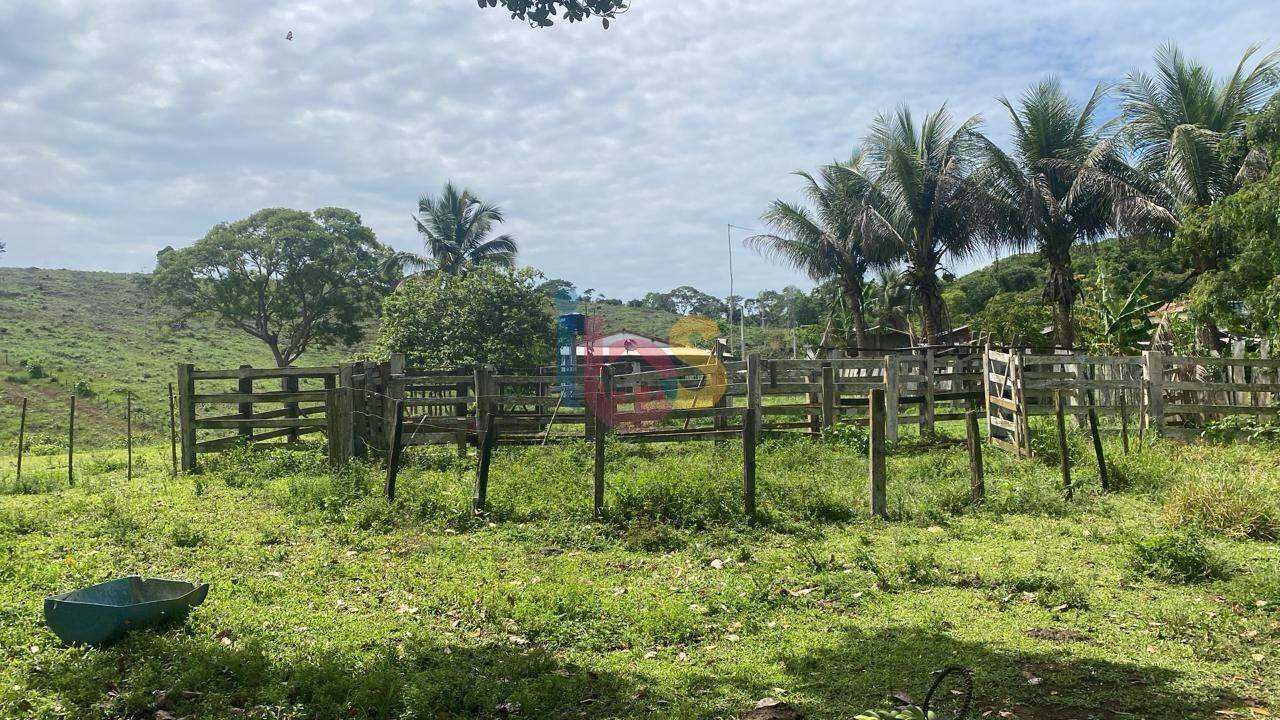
[943,235,1193,324]
[0,267,351,449]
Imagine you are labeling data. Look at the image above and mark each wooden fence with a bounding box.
[176,363,339,471]
[982,347,1279,455]
[176,349,983,469]
[176,347,1277,471]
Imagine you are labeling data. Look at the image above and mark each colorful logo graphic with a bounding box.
[555,290,727,429]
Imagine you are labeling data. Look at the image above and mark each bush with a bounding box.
[19,357,46,379]
[1164,477,1280,540]
[822,420,869,452]
[369,266,555,369]
[1128,530,1226,583]
[72,378,95,398]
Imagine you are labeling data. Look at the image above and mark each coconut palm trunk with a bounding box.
[843,278,869,352]
[913,271,947,345]
[1044,246,1077,349]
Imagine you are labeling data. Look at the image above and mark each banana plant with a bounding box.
[1079,267,1163,354]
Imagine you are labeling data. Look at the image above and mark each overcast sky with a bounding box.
[1,1,1276,299]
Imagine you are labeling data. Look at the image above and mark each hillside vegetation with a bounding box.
[0,268,351,448]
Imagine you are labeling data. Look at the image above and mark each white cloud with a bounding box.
[0,0,1276,296]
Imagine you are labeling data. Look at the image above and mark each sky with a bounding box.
[1,1,1277,300]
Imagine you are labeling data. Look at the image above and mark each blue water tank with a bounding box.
[558,312,586,334]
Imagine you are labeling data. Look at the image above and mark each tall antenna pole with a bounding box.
[726,223,737,357]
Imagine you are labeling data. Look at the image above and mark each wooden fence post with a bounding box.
[743,405,757,520]
[965,409,984,502]
[1142,350,1164,437]
[168,383,177,477]
[178,364,196,472]
[921,348,936,435]
[1055,390,1071,499]
[455,378,470,457]
[326,387,354,468]
[1087,406,1108,491]
[593,365,612,516]
[882,356,899,443]
[473,413,496,513]
[67,394,75,487]
[238,365,253,441]
[1013,353,1031,457]
[981,344,994,448]
[15,397,26,485]
[1118,391,1130,454]
[746,353,763,437]
[281,375,300,443]
[385,399,405,501]
[808,369,822,434]
[868,388,887,518]
[821,364,836,430]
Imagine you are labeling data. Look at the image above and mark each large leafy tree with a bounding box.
[152,208,390,367]
[392,182,518,278]
[979,78,1114,348]
[1120,43,1279,350]
[371,266,555,369]
[859,104,988,344]
[748,156,878,350]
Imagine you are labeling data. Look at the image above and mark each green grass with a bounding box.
[2,427,1278,719]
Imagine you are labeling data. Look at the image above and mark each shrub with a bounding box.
[20,357,45,379]
[822,420,869,452]
[72,378,96,398]
[1128,530,1226,583]
[1164,477,1280,540]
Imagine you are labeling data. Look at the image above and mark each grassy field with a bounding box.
[2,423,1278,720]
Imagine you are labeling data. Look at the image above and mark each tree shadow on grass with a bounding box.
[21,629,639,719]
[681,624,1245,719]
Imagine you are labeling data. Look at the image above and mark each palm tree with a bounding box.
[866,265,916,338]
[1118,43,1279,349]
[747,156,877,350]
[1121,43,1279,216]
[392,182,518,278]
[978,78,1115,348]
[859,104,988,344]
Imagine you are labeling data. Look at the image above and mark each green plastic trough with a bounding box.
[44,576,209,646]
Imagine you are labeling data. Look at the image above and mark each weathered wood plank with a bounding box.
[192,390,328,404]
[194,417,327,429]
[191,366,339,380]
